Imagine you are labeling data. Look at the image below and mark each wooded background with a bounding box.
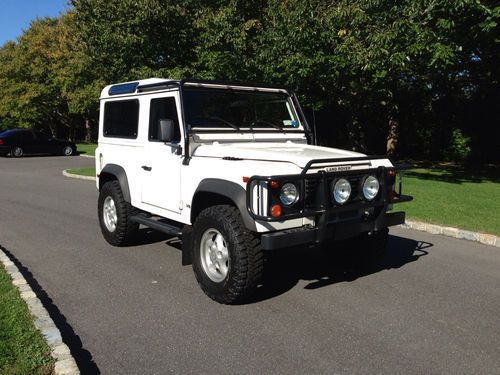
[0,0,498,162]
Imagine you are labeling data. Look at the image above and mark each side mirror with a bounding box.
[159,119,175,143]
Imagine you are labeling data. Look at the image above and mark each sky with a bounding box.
[0,0,69,46]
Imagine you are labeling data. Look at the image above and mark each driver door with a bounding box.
[141,94,183,214]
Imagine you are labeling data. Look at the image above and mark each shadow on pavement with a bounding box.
[1,246,100,374]
[244,234,432,304]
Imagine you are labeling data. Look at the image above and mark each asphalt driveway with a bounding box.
[0,156,499,374]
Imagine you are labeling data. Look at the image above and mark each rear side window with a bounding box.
[103,100,139,138]
[149,97,180,142]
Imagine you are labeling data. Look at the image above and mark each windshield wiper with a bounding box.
[250,119,283,130]
[193,116,240,130]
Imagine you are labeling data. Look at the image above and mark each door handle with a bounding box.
[141,166,152,171]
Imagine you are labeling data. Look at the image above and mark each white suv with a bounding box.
[95,78,412,304]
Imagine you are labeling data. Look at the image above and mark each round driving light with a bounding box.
[362,175,380,201]
[332,178,351,204]
[279,183,299,206]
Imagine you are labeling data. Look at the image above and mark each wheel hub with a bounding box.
[103,196,117,232]
[200,229,229,282]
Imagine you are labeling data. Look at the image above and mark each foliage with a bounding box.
[0,0,498,159]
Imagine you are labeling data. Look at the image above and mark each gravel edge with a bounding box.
[62,169,96,181]
[400,220,500,248]
[0,249,80,375]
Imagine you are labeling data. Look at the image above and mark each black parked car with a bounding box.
[0,129,76,157]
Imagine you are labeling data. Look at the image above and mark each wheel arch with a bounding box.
[99,164,131,202]
[191,179,256,231]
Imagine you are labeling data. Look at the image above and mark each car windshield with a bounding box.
[183,87,301,131]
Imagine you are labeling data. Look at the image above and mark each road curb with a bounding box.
[79,154,95,159]
[62,169,96,181]
[400,220,500,248]
[0,248,80,375]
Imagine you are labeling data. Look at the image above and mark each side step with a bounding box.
[129,215,183,237]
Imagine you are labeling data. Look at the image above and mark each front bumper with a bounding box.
[260,211,406,250]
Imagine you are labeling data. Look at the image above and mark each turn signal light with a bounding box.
[271,204,282,217]
[269,180,279,189]
[242,176,249,183]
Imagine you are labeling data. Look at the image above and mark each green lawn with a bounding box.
[0,264,54,375]
[402,166,500,236]
[76,143,97,156]
[65,164,500,236]
[67,167,95,177]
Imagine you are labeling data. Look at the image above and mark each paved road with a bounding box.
[0,156,499,374]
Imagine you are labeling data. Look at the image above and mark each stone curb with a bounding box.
[0,249,80,374]
[79,154,95,159]
[399,220,500,248]
[62,169,96,181]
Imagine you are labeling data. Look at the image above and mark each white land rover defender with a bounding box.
[96,78,412,304]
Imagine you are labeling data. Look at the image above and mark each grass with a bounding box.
[65,162,500,236]
[76,143,97,156]
[67,167,95,177]
[0,264,54,374]
[402,165,500,236]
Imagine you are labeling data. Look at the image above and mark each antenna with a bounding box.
[312,108,317,145]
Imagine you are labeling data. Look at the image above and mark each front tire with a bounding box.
[11,146,23,158]
[192,205,263,304]
[98,181,139,246]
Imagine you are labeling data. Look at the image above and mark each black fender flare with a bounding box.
[192,179,256,231]
[99,164,131,202]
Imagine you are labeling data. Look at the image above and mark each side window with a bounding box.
[19,131,34,141]
[103,100,139,138]
[35,132,51,141]
[149,97,180,142]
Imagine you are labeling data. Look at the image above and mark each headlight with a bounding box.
[362,175,380,201]
[279,183,299,206]
[332,178,351,204]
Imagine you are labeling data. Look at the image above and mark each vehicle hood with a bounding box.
[193,142,365,168]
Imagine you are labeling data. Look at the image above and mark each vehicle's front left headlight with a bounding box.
[362,175,380,201]
[279,183,299,206]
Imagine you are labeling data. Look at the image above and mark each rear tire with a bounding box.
[98,180,139,246]
[62,146,74,156]
[11,146,23,158]
[192,205,263,304]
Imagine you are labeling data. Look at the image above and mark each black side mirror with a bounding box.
[159,119,175,142]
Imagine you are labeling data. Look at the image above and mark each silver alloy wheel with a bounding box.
[103,196,117,232]
[12,147,23,157]
[63,146,73,156]
[200,229,230,282]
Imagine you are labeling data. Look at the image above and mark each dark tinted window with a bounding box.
[18,131,34,141]
[103,100,139,138]
[35,132,51,141]
[149,97,180,142]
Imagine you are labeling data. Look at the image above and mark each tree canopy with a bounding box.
[0,0,498,161]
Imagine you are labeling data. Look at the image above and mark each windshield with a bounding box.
[183,87,301,131]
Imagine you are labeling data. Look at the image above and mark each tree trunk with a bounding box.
[85,119,92,143]
[386,111,399,157]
